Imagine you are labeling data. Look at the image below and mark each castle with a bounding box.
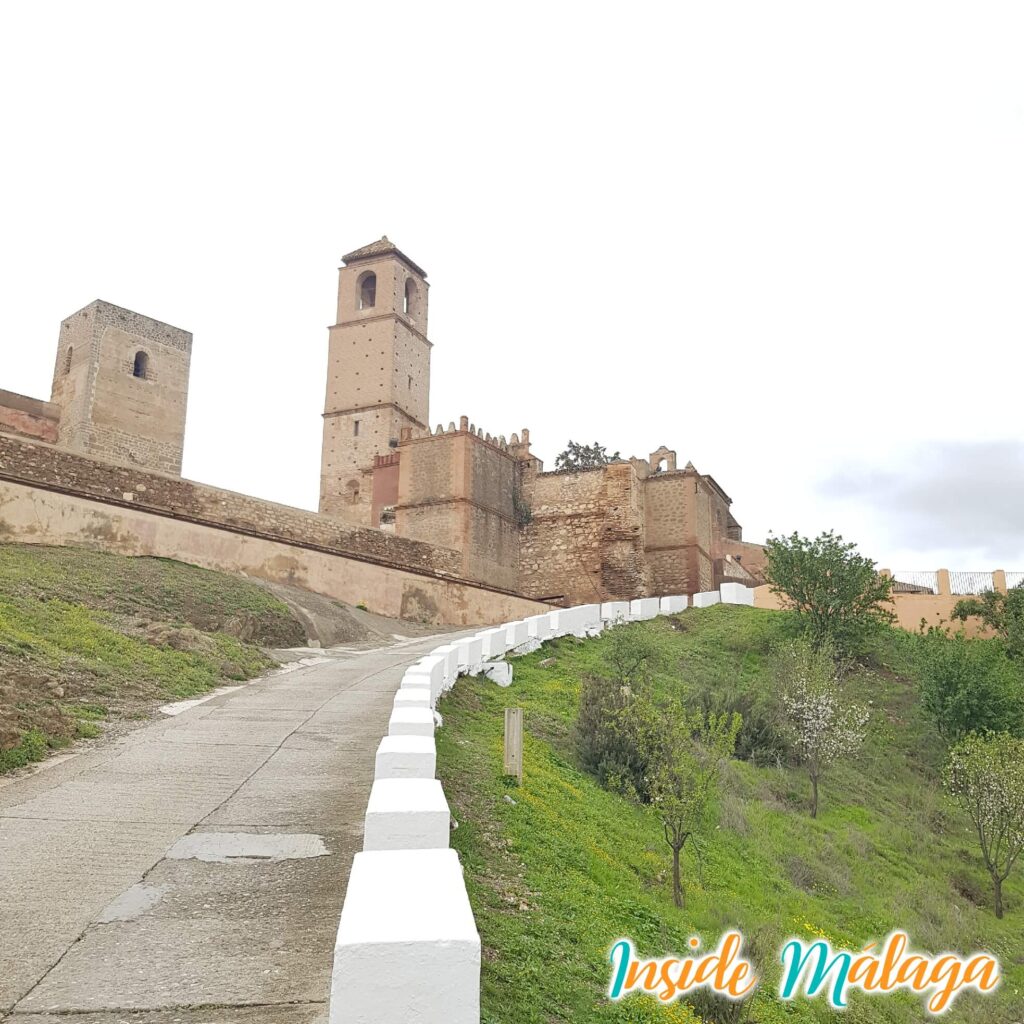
[0,238,764,622]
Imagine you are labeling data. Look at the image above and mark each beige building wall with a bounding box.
[49,300,191,475]
[753,569,1013,638]
[320,238,431,523]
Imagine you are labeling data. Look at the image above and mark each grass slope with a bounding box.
[0,542,306,772]
[437,606,1024,1023]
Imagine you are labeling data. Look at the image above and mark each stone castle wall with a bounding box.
[0,434,549,625]
[518,464,652,604]
[395,423,520,592]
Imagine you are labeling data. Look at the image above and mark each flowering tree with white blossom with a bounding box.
[944,732,1024,919]
[778,641,869,818]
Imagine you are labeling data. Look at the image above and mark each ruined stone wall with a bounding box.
[0,390,59,444]
[714,537,768,580]
[519,464,650,604]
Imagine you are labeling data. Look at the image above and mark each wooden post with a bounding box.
[504,708,523,784]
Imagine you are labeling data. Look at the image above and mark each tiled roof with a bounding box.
[341,236,427,277]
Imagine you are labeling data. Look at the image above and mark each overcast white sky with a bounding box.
[1,2,1022,570]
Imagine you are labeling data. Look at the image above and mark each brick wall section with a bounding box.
[0,432,474,582]
[0,390,60,444]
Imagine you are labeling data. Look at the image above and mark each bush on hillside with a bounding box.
[918,630,1024,742]
[687,663,789,767]
[574,672,649,798]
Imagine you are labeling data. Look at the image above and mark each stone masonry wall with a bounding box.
[395,425,520,592]
[518,464,650,604]
[0,432,466,580]
[50,301,192,475]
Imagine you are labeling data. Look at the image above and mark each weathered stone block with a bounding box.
[482,661,513,687]
[692,591,721,608]
[660,595,688,614]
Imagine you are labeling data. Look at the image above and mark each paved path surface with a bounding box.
[0,633,456,1024]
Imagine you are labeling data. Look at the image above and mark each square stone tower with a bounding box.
[320,237,430,522]
[49,300,192,475]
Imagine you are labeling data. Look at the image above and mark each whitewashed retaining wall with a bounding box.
[329,584,755,1023]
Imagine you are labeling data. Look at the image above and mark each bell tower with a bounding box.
[319,237,430,522]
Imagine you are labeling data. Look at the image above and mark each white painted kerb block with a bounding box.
[331,848,480,1024]
[477,627,508,661]
[601,601,631,623]
[720,582,755,606]
[374,735,436,780]
[394,687,431,710]
[405,656,446,704]
[551,607,583,637]
[388,707,435,737]
[660,595,688,614]
[630,598,660,621]
[430,644,460,691]
[525,613,555,640]
[578,603,602,635]
[693,590,721,608]
[503,620,530,649]
[454,636,483,676]
[363,779,451,851]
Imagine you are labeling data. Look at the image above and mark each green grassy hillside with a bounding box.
[436,606,1024,1023]
[0,542,306,773]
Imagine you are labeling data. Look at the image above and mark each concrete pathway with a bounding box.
[0,633,455,1023]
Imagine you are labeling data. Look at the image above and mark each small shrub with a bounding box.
[0,728,50,773]
[573,673,648,797]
